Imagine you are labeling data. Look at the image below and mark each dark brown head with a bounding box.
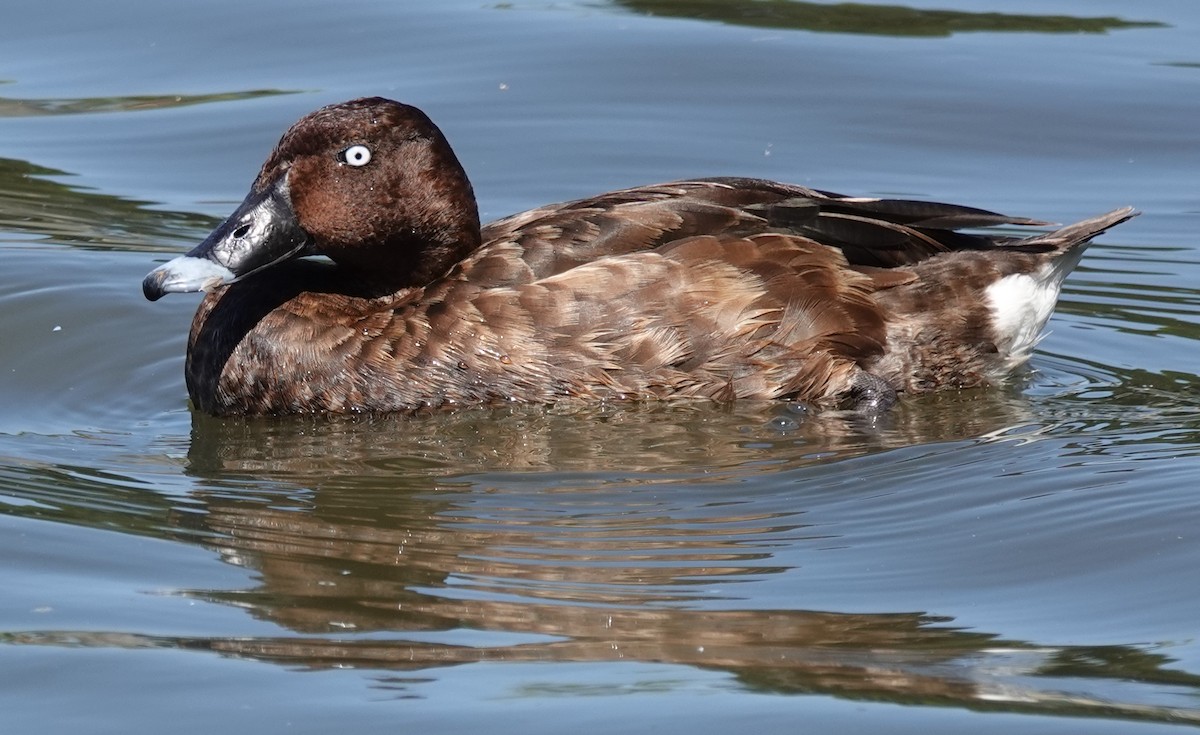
[143,97,481,300]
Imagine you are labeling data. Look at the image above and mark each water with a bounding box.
[2,1,1200,732]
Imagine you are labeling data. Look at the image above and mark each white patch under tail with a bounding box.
[984,264,1070,369]
[984,207,1137,372]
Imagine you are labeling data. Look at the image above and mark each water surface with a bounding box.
[2,2,1199,733]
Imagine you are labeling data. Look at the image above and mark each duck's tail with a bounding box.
[987,207,1138,367]
[1021,205,1136,245]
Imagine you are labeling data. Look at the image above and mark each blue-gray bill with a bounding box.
[142,176,310,301]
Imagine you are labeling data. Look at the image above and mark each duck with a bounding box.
[142,97,1135,416]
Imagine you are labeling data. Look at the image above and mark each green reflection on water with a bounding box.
[612,0,1163,37]
[0,156,215,251]
[0,88,298,118]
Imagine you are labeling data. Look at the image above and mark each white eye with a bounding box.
[339,144,372,167]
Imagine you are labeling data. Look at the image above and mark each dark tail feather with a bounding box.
[1020,207,1138,253]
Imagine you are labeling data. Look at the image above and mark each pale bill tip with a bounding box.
[149,255,236,294]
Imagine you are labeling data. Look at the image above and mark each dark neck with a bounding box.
[323,217,481,290]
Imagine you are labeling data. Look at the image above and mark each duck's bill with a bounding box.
[142,178,311,301]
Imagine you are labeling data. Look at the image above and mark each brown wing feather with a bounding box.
[448,232,889,404]
[472,178,1056,286]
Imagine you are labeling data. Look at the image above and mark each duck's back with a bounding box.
[469,178,1033,286]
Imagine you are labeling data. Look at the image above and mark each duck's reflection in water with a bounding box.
[142,397,1200,724]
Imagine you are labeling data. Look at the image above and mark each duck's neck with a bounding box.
[325,219,482,293]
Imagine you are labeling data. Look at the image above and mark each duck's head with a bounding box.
[143,97,481,301]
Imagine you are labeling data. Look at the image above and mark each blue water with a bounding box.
[2,1,1199,732]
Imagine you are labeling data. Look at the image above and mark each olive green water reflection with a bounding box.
[0,88,295,118]
[611,1,1163,37]
[0,155,215,251]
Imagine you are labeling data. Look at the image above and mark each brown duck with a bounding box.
[143,97,1135,416]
